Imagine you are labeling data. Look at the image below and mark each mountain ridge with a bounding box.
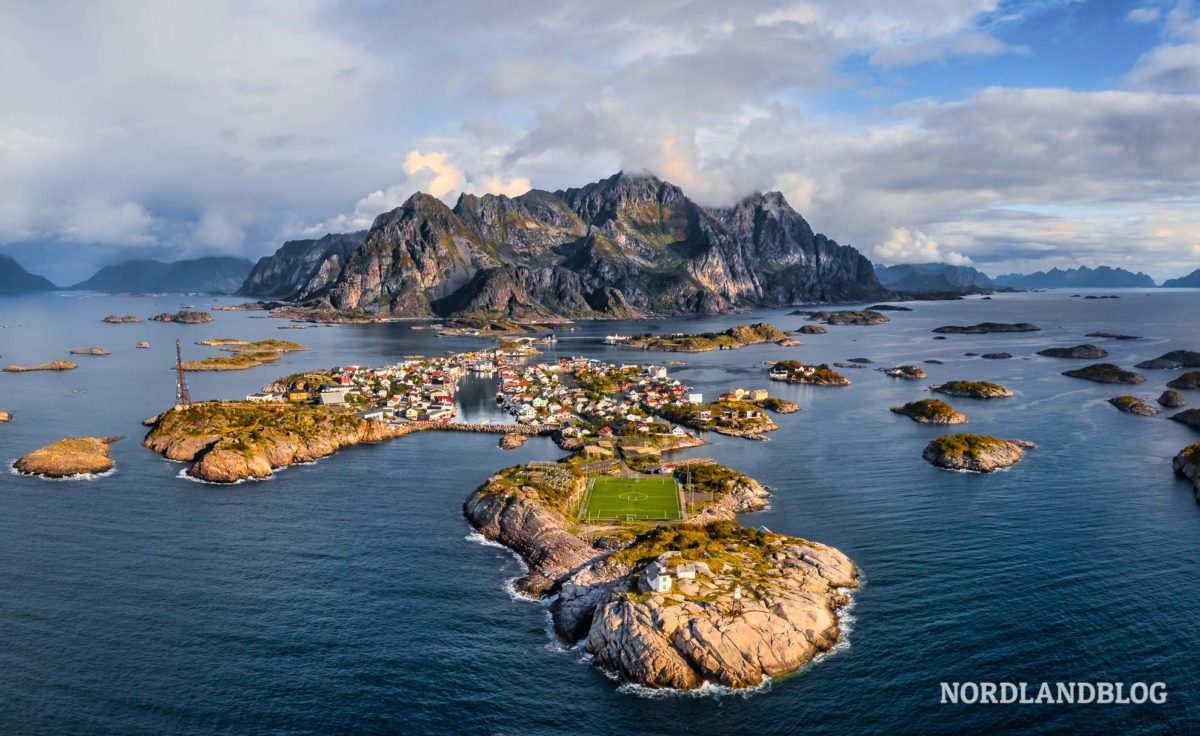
[239,172,888,319]
[73,256,253,293]
[993,265,1156,289]
[1162,268,1200,288]
[874,262,994,292]
[0,254,57,293]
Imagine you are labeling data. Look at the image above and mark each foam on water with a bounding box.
[9,462,117,482]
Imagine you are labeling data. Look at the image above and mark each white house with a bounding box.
[646,572,672,593]
[246,392,282,402]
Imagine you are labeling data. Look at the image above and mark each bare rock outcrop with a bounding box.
[14,436,121,478]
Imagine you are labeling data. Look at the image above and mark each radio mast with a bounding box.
[175,340,191,408]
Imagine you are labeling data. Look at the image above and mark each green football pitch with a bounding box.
[580,476,682,521]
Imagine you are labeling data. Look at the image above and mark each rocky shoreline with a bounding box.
[463,461,858,690]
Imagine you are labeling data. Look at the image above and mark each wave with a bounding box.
[463,528,543,603]
[615,676,774,700]
[8,462,117,482]
[175,467,270,485]
[812,584,859,666]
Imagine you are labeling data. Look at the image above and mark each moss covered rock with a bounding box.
[891,399,967,424]
[922,433,1034,472]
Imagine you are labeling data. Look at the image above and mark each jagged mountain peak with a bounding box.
[239,171,888,317]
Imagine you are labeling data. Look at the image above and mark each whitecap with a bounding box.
[174,467,269,485]
[615,676,774,700]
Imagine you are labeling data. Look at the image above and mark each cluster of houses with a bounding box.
[492,357,705,441]
[243,347,777,440]
[247,355,473,423]
[770,363,818,381]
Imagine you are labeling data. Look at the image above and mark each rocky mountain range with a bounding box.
[0,255,57,293]
[1163,268,1200,288]
[237,172,887,319]
[993,265,1156,289]
[72,256,253,293]
[239,232,368,300]
[874,262,995,292]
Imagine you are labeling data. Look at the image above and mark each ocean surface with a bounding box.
[1,290,1198,734]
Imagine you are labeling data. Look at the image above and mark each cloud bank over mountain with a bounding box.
[1,0,1198,283]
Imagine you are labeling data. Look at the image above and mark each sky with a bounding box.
[2,0,1200,284]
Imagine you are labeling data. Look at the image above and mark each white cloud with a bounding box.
[403,151,464,199]
[1128,7,1161,24]
[873,227,972,265]
[1127,42,1200,91]
[62,201,156,246]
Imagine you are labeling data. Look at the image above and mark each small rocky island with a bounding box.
[70,347,110,356]
[1160,390,1188,408]
[1135,350,1200,370]
[769,361,851,385]
[103,314,141,323]
[1062,363,1146,384]
[0,410,11,422]
[1086,331,1140,340]
[1167,371,1200,390]
[183,339,307,371]
[150,310,213,324]
[884,365,927,380]
[1175,443,1200,500]
[795,324,828,335]
[1171,409,1200,431]
[1037,344,1108,359]
[931,380,1014,399]
[891,399,967,424]
[1108,396,1160,416]
[3,360,78,373]
[922,434,1035,472]
[806,310,889,326]
[14,436,121,478]
[464,461,858,690]
[932,322,1040,334]
[627,323,787,352]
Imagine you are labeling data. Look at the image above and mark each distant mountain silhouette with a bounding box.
[0,254,57,293]
[873,262,994,292]
[72,256,253,293]
[993,266,1155,289]
[1162,268,1200,288]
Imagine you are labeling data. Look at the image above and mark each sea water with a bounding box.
[0,289,1197,734]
